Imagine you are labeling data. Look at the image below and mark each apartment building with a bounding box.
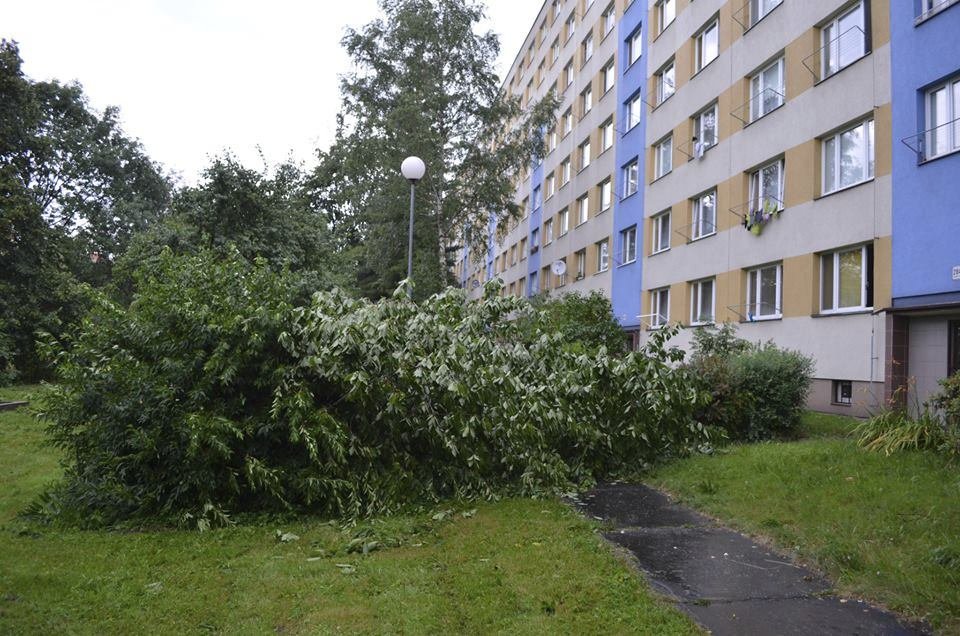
[888,0,960,409]
[457,0,960,416]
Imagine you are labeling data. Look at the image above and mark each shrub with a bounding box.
[522,291,628,354]
[36,251,709,527]
[0,320,17,386]
[688,324,814,441]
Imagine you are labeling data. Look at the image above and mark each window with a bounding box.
[746,263,782,319]
[530,270,539,294]
[551,37,560,64]
[561,157,571,185]
[823,119,874,194]
[750,0,782,26]
[749,57,784,121]
[581,85,593,116]
[652,210,671,253]
[691,278,716,325]
[562,108,573,135]
[557,257,567,287]
[576,249,587,279]
[627,27,643,66]
[520,237,528,260]
[579,139,592,170]
[926,77,960,159]
[597,239,610,272]
[531,228,540,251]
[601,119,614,151]
[691,190,716,240]
[546,173,556,198]
[537,61,545,86]
[599,178,612,211]
[694,103,718,151]
[821,244,874,313]
[532,186,542,210]
[695,19,719,72]
[657,60,676,104]
[602,3,616,36]
[658,0,676,33]
[559,207,570,234]
[565,12,576,42]
[602,60,616,93]
[621,225,637,264]
[750,159,784,214]
[626,93,643,130]
[623,159,639,196]
[547,127,558,152]
[650,287,670,328]
[833,380,853,405]
[582,33,594,65]
[510,245,517,266]
[522,196,530,217]
[577,194,590,225]
[564,60,575,90]
[822,2,865,80]
[654,136,672,179]
[544,218,554,243]
[541,266,551,290]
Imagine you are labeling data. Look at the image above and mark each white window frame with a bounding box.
[749,57,784,122]
[654,136,673,179]
[695,19,719,72]
[691,190,717,240]
[623,159,639,197]
[658,0,676,33]
[820,244,872,313]
[690,278,716,325]
[694,102,719,151]
[577,194,590,225]
[581,85,593,115]
[822,118,874,194]
[652,210,671,254]
[621,225,638,264]
[626,93,643,130]
[601,119,615,150]
[551,38,560,64]
[544,218,554,243]
[821,2,866,80]
[925,77,960,160]
[559,207,570,235]
[546,173,556,198]
[561,157,571,185]
[602,3,616,36]
[750,0,783,26]
[746,263,782,320]
[532,185,542,210]
[582,33,594,65]
[576,249,587,279]
[628,27,643,66]
[650,287,670,328]
[563,109,573,135]
[597,239,610,272]
[565,12,576,42]
[564,61,574,90]
[600,178,612,211]
[580,139,592,169]
[833,380,853,405]
[750,159,784,213]
[603,60,616,93]
[657,60,676,104]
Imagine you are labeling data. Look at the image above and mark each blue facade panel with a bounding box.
[528,161,544,295]
[890,2,960,304]
[610,3,648,327]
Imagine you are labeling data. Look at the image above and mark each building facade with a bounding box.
[456,0,960,416]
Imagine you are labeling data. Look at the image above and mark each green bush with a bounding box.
[0,320,17,386]
[688,324,814,441]
[36,250,710,527]
[522,291,628,354]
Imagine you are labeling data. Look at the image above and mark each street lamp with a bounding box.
[400,156,426,298]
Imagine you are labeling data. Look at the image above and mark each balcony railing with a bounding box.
[731,0,783,32]
[731,86,784,125]
[726,302,782,322]
[801,26,866,83]
[673,220,718,243]
[901,117,960,163]
[729,196,784,233]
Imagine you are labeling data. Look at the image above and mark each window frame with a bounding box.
[750,158,784,213]
[577,194,590,226]
[654,136,673,179]
[602,59,616,93]
[657,0,676,33]
[820,244,873,314]
[599,178,613,211]
[621,225,638,264]
[626,92,643,130]
[924,76,960,160]
[559,207,570,235]
[544,218,555,244]
[579,138,592,170]
[694,19,720,72]
[602,2,616,37]
[821,1,866,80]
[749,57,785,122]
[581,32,594,66]
[822,118,874,195]
[622,159,639,197]
[581,85,593,116]
[651,210,671,254]
[650,287,670,328]
[746,262,783,320]
[597,238,610,272]
[656,59,676,104]
[627,26,643,67]
[601,118,615,151]
[575,248,587,280]
[561,157,571,185]
[694,102,719,151]
[690,278,716,326]
[691,190,717,241]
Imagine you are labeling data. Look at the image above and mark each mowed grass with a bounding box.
[653,411,960,631]
[0,386,697,635]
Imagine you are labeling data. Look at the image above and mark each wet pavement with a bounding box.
[571,483,928,635]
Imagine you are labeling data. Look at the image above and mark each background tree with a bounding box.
[316,0,556,300]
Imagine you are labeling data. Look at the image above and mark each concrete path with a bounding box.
[571,483,929,636]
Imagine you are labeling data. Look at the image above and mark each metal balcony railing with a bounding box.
[673,219,718,243]
[677,137,715,160]
[729,196,784,231]
[731,86,784,125]
[901,117,960,163]
[731,0,783,32]
[726,302,782,322]
[801,26,866,83]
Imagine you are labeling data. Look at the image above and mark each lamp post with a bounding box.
[400,156,426,298]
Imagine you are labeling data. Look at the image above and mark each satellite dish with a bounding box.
[550,260,567,276]
[471,280,480,289]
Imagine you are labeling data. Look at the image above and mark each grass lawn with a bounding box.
[0,386,697,635]
[653,411,960,632]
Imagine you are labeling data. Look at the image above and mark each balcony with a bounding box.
[901,117,960,163]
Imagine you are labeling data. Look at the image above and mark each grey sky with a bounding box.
[2,0,541,184]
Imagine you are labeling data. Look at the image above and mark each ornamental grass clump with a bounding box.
[35,250,709,528]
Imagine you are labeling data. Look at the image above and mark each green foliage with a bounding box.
[688,324,814,441]
[318,0,558,300]
[37,254,708,526]
[0,319,18,385]
[521,291,628,355]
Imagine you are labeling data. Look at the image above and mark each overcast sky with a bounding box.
[2,0,541,185]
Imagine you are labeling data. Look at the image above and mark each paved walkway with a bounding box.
[571,483,929,636]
